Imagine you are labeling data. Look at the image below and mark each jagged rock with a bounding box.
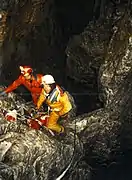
[65,4,132,167]
[64,3,116,113]
[99,13,132,106]
[0,87,82,180]
[67,108,120,166]
[65,1,116,87]
[65,1,132,113]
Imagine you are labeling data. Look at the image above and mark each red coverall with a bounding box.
[4,74,43,105]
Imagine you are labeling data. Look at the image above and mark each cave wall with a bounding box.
[0,0,96,86]
[0,0,96,111]
[1,0,65,86]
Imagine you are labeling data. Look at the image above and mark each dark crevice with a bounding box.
[54,0,95,44]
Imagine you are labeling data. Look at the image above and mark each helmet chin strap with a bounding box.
[40,84,44,88]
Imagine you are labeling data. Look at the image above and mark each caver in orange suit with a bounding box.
[4,66,43,105]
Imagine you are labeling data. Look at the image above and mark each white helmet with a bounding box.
[41,75,55,85]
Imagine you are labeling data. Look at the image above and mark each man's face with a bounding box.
[43,82,51,94]
[23,73,32,80]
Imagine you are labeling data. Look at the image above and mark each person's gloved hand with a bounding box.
[35,106,39,112]
[0,91,7,97]
[29,108,38,118]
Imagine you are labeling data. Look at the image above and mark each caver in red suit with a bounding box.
[3,66,43,105]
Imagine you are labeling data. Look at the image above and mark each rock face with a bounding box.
[0,0,65,86]
[0,88,81,180]
[64,4,115,113]
[65,0,132,114]
[67,6,132,168]
[99,14,132,107]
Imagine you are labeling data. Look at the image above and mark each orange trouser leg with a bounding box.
[46,111,64,133]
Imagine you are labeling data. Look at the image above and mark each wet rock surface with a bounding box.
[0,88,81,180]
[66,3,132,179]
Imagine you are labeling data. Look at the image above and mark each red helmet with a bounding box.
[19,66,33,76]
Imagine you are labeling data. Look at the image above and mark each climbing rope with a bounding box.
[56,116,77,180]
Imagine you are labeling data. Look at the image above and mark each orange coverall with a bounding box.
[5,74,43,105]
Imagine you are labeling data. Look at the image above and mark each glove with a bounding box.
[0,91,7,97]
[29,108,39,118]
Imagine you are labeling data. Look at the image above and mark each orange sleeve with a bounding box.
[30,74,43,93]
[37,74,43,84]
[5,75,23,93]
[37,89,46,109]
